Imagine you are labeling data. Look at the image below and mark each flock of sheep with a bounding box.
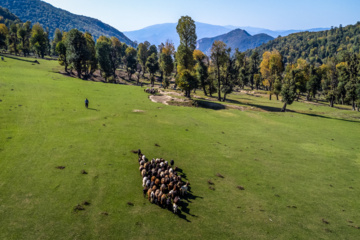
[138,151,189,214]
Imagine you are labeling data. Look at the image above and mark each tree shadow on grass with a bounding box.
[225,98,360,124]
[195,99,226,110]
[0,54,39,63]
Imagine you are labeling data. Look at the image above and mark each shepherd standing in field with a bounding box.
[85,98,89,108]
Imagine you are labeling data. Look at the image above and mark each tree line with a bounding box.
[1,17,359,112]
[174,17,360,112]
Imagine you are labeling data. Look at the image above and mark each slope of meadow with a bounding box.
[0,56,360,239]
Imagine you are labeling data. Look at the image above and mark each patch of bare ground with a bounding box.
[149,93,191,106]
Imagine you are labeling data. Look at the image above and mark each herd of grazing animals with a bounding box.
[137,150,189,214]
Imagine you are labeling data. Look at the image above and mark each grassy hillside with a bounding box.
[0,0,133,45]
[0,56,360,239]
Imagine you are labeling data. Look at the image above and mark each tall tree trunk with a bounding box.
[276,94,279,100]
[217,66,221,101]
[352,99,356,111]
[269,93,272,100]
[330,97,334,107]
[203,86,208,96]
[223,93,227,102]
[281,102,287,112]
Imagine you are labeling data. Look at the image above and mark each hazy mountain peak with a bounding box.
[197,28,274,55]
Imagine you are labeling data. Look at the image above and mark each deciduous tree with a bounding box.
[31,23,48,58]
[125,47,137,80]
[175,16,197,97]
[96,36,112,81]
[65,29,88,78]
[146,53,159,86]
[194,49,209,95]
[210,40,228,101]
[0,24,8,50]
[260,50,284,100]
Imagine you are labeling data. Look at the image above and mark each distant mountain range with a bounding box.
[124,22,330,48]
[124,22,234,47]
[0,0,134,46]
[197,29,274,55]
[225,26,330,38]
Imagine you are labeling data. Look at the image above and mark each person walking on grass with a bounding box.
[85,98,89,108]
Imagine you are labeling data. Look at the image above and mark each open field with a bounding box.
[1,56,360,239]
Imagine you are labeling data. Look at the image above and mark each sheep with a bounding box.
[160,184,166,193]
[147,189,152,201]
[168,182,174,191]
[157,191,163,202]
[155,178,160,186]
[142,176,148,187]
[150,191,155,203]
[166,197,172,209]
[173,203,178,214]
[180,185,188,196]
[170,160,174,166]
[169,189,174,198]
[155,189,160,201]
[141,169,146,177]
[143,187,148,197]
[161,194,167,206]
[146,179,151,188]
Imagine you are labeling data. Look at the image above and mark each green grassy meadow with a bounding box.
[1,56,360,239]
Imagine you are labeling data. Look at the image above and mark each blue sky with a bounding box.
[42,0,360,31]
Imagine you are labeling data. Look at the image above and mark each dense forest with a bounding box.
[0,0,134,46]
[248,22,360,65]
[0,6,21,27]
